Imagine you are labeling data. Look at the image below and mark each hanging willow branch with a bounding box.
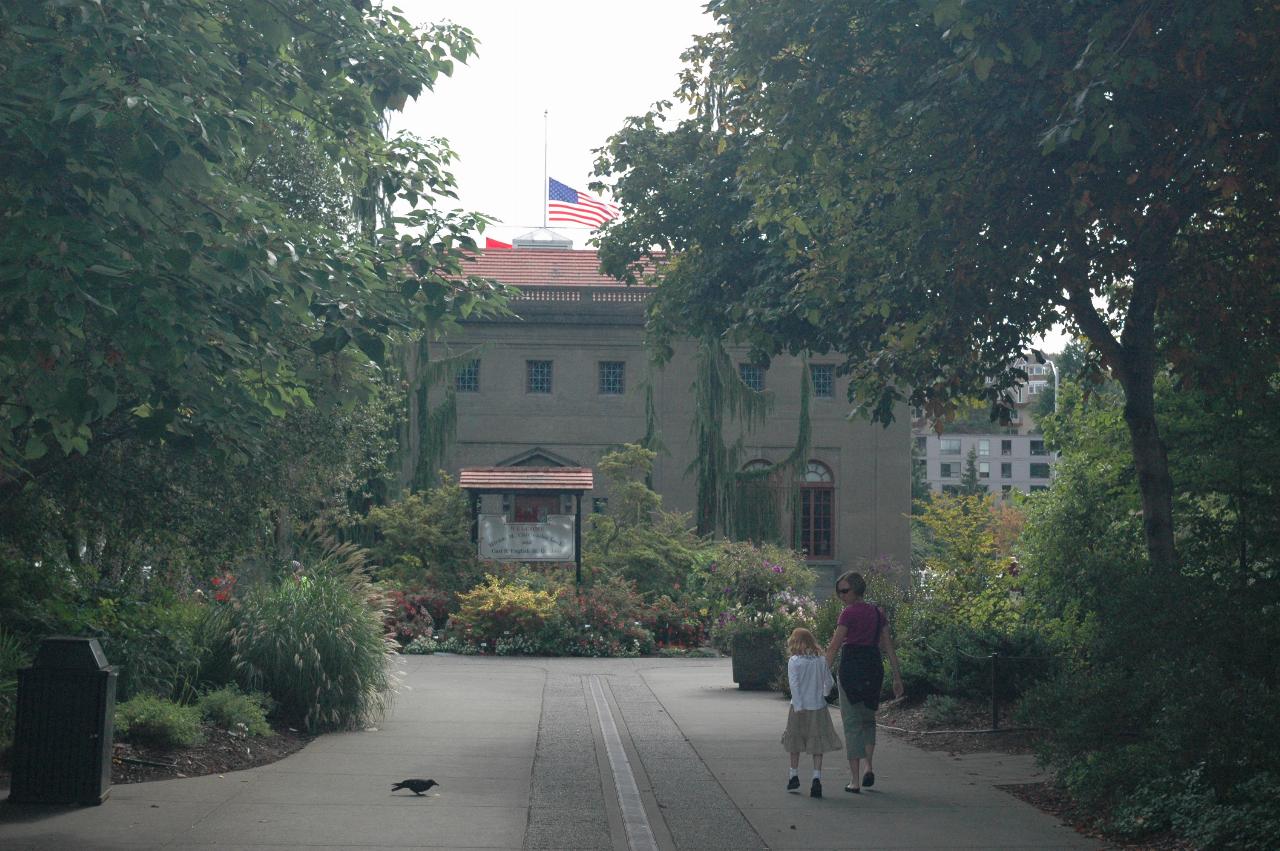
[393,336,486,495]
[728,353,812,545]
[687,335,771,535]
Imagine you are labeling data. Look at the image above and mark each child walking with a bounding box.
[780,627,843,798]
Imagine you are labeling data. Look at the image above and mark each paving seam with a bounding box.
[588,675,660,851]
[618,669,767,850]
[523,671,613,850]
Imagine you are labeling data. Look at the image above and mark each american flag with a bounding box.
[547,178,619,229]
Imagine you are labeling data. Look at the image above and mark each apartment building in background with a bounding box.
[912,359,1059,497]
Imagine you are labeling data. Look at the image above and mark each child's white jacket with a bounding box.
[788,654,834,710]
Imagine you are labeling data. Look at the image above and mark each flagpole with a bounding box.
[542,109,548,229]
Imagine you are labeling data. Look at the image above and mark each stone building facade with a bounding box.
[433,243,911,587]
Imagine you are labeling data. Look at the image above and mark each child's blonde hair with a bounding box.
[787,627,821,656]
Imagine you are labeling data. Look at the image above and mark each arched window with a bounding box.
[742,459,773,473]
[798,461,834,559]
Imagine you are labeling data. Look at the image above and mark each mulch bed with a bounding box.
[1000,782,1196,851]
[877,698,1195,850]
[877,697,1040,755]
[110,724,313,784]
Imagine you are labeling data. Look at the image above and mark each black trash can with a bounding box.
[8,637,117,805]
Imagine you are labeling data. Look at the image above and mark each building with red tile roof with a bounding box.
[432,237,910,587]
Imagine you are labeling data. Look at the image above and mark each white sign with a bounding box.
[478,514,576,562]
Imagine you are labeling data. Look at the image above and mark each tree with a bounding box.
[0,0,509,487]
[910,440,930,511]
[959,448,982,496]
[596,1,1280,572]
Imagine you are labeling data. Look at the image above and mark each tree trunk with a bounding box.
[1114,346,1178,573]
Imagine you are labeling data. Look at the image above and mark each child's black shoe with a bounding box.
[810,778,822,798]
[786,775,800,791]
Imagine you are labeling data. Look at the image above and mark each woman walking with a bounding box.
[824,571,904,794]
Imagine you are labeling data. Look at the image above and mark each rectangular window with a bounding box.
[940,462,956,478]
[598,361,625,395]
[1001,485,1013,496]
[1030,462,1051,478]
[799,487,833,558]
[454,358,480,393]
[526,359,552,394]
[1001,462,1012,478]
[810,364,834,398]
[942,484,961,495]
[979,461,990,479]
[1030,484,1049,492]
[1001,439,1013,456]
[739,363,765,392]
[915,435,927,453]
[1030,440,1048,456]
[978,439,990,456]
[940,438,961,455]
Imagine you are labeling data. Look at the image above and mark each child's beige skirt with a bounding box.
[780,706,843,754]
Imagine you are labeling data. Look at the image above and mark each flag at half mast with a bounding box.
[547,178,619,229]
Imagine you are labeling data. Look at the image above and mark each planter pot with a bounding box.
[730,629,784,690]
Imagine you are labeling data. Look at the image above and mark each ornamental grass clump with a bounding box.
[229,559,394,734]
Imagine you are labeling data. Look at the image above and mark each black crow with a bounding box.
[391,778,439,796]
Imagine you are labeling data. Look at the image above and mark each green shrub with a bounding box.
[451,574,559,649]
[550,576,653,657]
[897,619,1059,701]
[811,594,843,647]
[197,686,271,737]
[0,628,30,745]
[402,635,437,655]
[367,477,486,594]
[78,594,207,702]
[229,558,394,733]
[433,635,480,655]
[647,594,709,648]
[583,445,715,601]
[114,694,204,749]
[921,694,966,727]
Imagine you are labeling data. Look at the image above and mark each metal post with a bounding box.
[989,652,1000,730]
[574,492,582,591]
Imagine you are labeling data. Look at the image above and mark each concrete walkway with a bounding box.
[0,656,1098,850]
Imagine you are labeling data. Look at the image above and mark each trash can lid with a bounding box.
[33,637,111,670]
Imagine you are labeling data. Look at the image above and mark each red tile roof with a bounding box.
[460,249,658,288]
[459,467,595,492]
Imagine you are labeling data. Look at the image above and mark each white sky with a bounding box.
[388,1,1069,352]
[389,1,712,247]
